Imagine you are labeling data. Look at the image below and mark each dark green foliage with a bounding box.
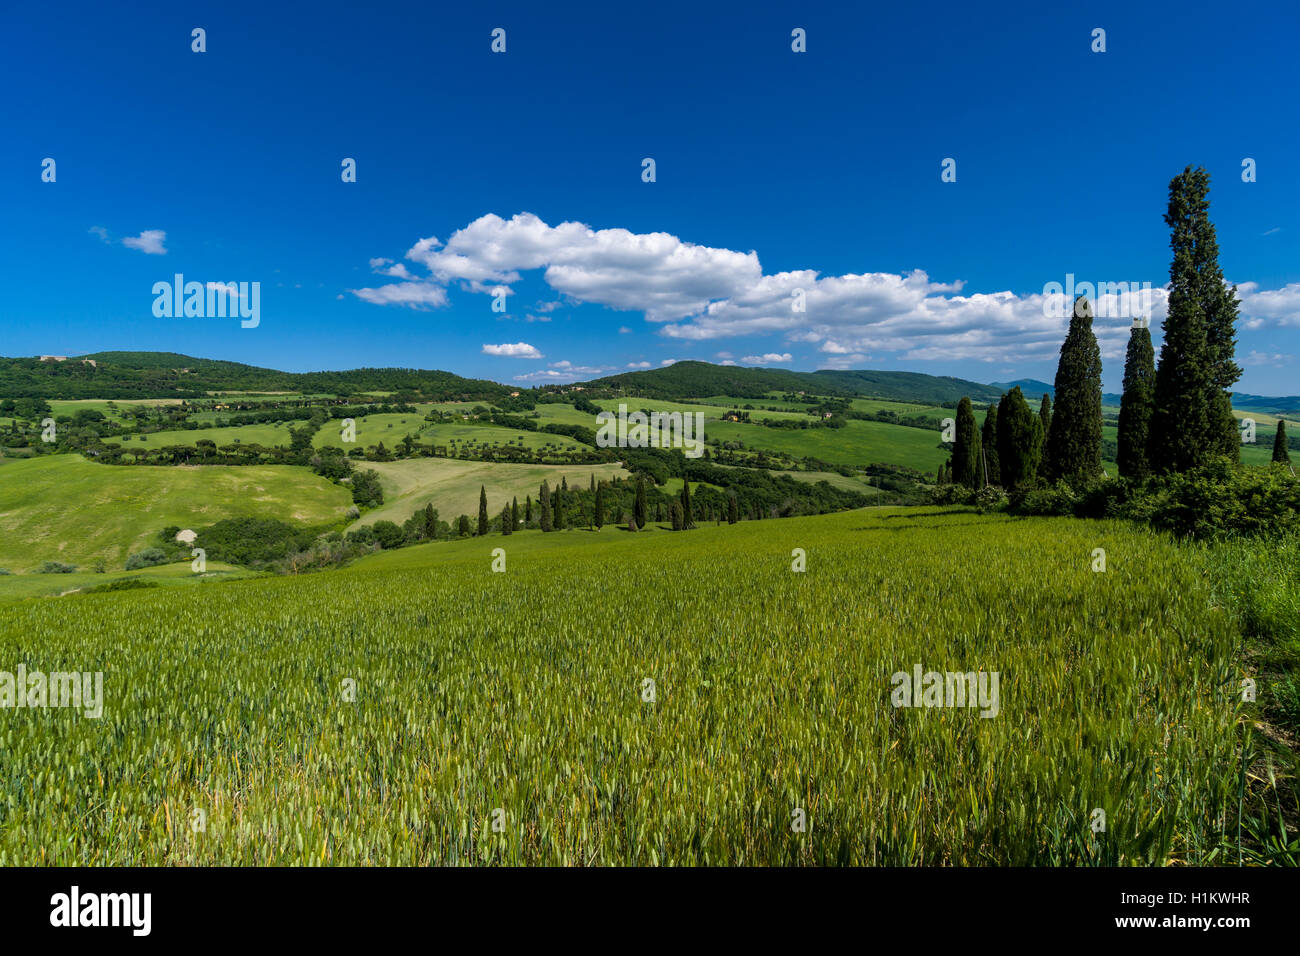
[1151,167,1241,472]
[1118,325,1156,478]
[539,481,553,532]
[511,497,519,529]
[37,561,78,574]
[594,481,605,529]
[195,517,320,567]
[124,547,169,571]
[951,397,981,488]
[350,469,384,508]
[1038,395,1052,451]
[457,515,471,537]
[680,479,695,529]
[996,387,1042,490]
[1274,421,1292,465]
[1044,297,1103,483]
[82,577,160,593]
[478,485,489,536]
[501,504,512,535]
[980,404,1000,487]
[634,477,647,530]
[727,493,739,524]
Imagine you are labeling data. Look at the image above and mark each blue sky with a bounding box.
[4,0,1299,391]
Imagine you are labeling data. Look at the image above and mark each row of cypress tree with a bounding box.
[946,166,1259,489]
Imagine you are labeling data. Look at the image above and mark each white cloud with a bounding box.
[89,226,110,243]
[742,352,793,364]
[351,282,449,309]
[482,342,543,359]
[626,361,651,368]
[357,212,1300,361]
[1245,349,1293,368]
[660,358,679,366]
[121,229,167,255]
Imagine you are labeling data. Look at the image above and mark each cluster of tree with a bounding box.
[1117,167,1243,478]
[941,167,1253,500]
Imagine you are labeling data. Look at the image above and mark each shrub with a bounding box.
[83,578,160,594]
[37,561,77,574]
[125,547,169,571]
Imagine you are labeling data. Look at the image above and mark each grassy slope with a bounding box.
[0,506,1252,864]
[350,458,629,529]
[0,456,351,571]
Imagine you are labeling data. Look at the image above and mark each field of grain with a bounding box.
[0,507,1253,865]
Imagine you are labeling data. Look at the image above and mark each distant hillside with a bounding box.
[0,352,512,402]
[584,361,835,399]
[989,379,1055,399]
[585,361,1005,404]
[812,369,1003,404]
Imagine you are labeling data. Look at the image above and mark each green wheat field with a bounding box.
[0,507,1255,865]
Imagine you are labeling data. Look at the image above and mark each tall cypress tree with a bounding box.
[633,477,647,529]
[1150,167,1228,473]
[727,493,739,524]
[1184,168,1243,460]
[525,495,532,524]
[500,504,512,535]
[680,479,695,529]
[997,387,1042,489]
[553,484,564,529]
[1038,395,1052,451]
[980,404,1001,487]
[539,481,552,532]
[1044,296,1103,482]
[1117,323,1156,478]
[1273,421,1291,464]
[511,496,519,530]
[477,485,489,536]
[952,397,981,488]
[594,481,605,529]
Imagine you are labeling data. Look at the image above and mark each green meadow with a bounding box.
[0,456,350,571]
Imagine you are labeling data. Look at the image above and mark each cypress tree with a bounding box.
[1273,421,1291,464]
[500,504,512,535]
[553,485,564,529]
[539,481,552,532]
[1044,296,1103,483]
[727,493,739,524]
[423,503,438,540]
[511,496,519,530]
[1151,167,1231,472]
[1117,323,1156,478]
[633,478,647,529]
[477,485,489,536]
[997,387,1042,489]
[980,404,1001,487]
[457,514,470,536]
[671,501,683,530]
[525,495,532,524]
[1185,168,1243,460]
[589,474,596,529]
[594,481,605,529]
[1038,395,1052,450]
[952,397,981,488]
[680,479,695,529]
